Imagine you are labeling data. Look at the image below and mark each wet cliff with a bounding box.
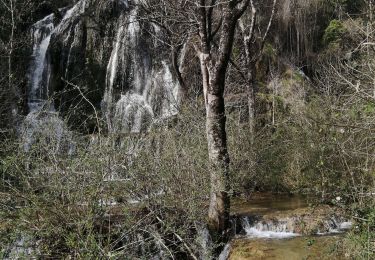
[27,0,180,135]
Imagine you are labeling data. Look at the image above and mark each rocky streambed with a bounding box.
[222,193,352,259]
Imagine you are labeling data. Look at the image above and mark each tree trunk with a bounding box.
[9,0,19,127]
[205,86,230,243]
[199,52,231,251]
[196,0,250,253]
[240,0,277,138]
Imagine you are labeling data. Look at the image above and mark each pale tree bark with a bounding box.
[239,0,277,141]
[5,0,18,125]
[195,0,249,248]
[8,0,15,92]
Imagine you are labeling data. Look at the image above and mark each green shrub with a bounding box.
[323,19,346,46]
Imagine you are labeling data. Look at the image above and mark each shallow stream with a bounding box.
[227,193,349,259]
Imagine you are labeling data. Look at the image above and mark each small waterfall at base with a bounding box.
[218,213,352,259]
[238,215,352,239]
[224,196,354,259]
[241,217,300,239]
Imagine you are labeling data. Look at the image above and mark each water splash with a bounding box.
[316,217,353,235]
[114,93,154,133]
[239,215,352,239]
[241,217,300,239]
[244,228,300,239]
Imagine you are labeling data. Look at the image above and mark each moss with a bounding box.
[323,19,346,46]
[364,102,375,115]
[263,43,277,62]
[232,46,240,59]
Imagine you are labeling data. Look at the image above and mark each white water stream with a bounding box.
[102,1,179,133]
[23,0,88,152]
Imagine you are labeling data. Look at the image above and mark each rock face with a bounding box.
[27,0,180,135]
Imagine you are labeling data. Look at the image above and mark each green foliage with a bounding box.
[262,43,278,64]
[323,19,346,46]
[230,56,375,202]
[344,204,375,259]
[364,102,375,115]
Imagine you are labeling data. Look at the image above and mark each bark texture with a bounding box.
[196,0,250,249]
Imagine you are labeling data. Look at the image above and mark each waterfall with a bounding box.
[28,14,55,112]
[102,13,128,131]
[23,0,88,152]
[238,215,352,239]
[25,0,180,147]
[240,217,299,239]
[28,0,88,112]
[103,2,180,133]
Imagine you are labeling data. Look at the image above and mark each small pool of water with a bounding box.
[231,193,309,216]
[230,235,345,260]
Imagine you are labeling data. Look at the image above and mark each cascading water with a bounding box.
[28,14,55,112]
[102,1,180,133]
[240,217,300,239]
[220,195,354,259]
[237,213,352,239]
[23,0,88,152]
[24,0,180,152]
[28,0,88,112]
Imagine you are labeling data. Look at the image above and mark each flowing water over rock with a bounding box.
[28,14,54,111]
[102,2,179,133]
[28,0,88,112]
[23,0,181,151]
[224,193,352,259]
[22,1,89,152]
